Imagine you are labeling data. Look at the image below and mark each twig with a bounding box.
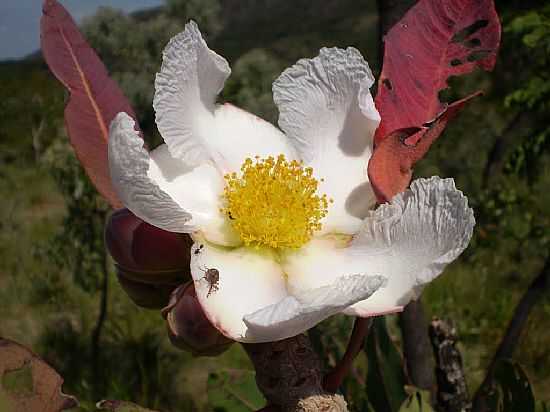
[481,111,530,188]
[429,318,470,412]
[400,299,436,392]
[91,248,109,400]
[472,256,550,412]
[323,318,373,393]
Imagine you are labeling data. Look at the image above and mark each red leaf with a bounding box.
[41,0,139,208]
[374,0,501,144]
[368,93,479,203]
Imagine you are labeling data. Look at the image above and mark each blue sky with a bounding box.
[0,0,165,60]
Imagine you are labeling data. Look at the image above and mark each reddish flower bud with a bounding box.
[162,282,233,356]
[105,208,193,284]
[115,269,177,309]
[105,208,194,308]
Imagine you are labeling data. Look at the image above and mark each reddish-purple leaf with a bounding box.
[368,93,479,203]
[41,0,139,208]
[374,0,501,144]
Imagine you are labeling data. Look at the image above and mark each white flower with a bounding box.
[108,22,475,343]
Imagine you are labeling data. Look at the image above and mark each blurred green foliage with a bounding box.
[0,0,549,411]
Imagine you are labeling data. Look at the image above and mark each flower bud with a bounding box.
[105,208,193,308]
[105,208,193,277]
[162,282,233,356]
[115,269,177,309]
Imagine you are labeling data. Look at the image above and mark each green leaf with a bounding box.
[207,369,266,412]
[366,317,408,412]
[490,360,536,412]
[398,389,434,412]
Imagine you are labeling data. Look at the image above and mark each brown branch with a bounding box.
[399,299,436,392]
[472,256,550,412]
[429,318,470,412]
[256,407,281,412]
[243,335,348,412]
[323,318,373,393]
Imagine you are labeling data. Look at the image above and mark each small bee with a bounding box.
[194,244,204,255]
[198,265,220,298]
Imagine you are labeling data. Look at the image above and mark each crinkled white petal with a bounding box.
[154,21,229,168]
[244,274,385,342]
[273,47,380,234]
[154,22,295,174]
[190,242,288,342]
[147,144,241,246]
[108,112,194,232]
[282,177,474,317]
[345,176,475,316]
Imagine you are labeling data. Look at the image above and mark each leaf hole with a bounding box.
[450,59,463,67]
[451,20,489,43]
[2,362,34,396]
[382,78,393,91]
[465,38,482,48]
[467,50,491,62]
[438,88,453,103]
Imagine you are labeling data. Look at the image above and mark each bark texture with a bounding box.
[244,335,348,412]
[429,318,471,412]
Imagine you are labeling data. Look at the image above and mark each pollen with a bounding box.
[221,154,329,249]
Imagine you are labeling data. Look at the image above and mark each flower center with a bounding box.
[222,154,330,249]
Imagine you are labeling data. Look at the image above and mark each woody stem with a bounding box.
[243,335,349,412]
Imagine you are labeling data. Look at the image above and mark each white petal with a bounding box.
[211,104,297,173]
[344,176,475,316]
[153,21,230,168]
[244,274,385,342]
[281,237,368,293]
[108,112,193,232]
[190,242,288,342]
[148,144,241,246]
[273,47,380,234]
[154,23,296,174]
[282,177,474,317]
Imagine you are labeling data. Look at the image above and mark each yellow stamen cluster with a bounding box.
[222,154,330,249]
